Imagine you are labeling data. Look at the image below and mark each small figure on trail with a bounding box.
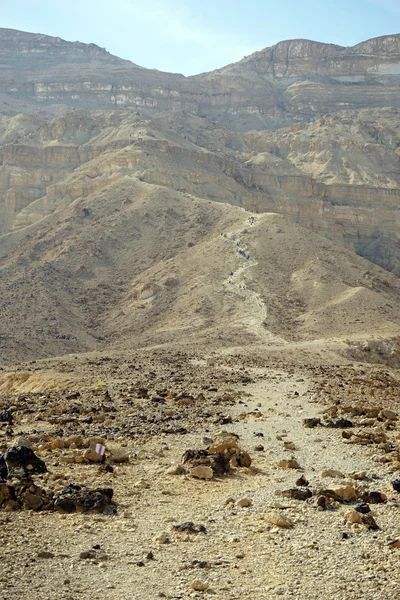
[82,207,90,217]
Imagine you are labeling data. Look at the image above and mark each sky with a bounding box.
[2,0,399,75]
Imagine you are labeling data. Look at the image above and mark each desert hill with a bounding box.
[1,167,400,363]
[0,105,399,274]
[0,30,399,362]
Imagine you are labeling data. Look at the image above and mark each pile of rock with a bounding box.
[0,444,116,514]
[174,432,252,480]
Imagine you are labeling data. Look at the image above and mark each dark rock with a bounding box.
[82,416,93,424]
[173,522,207,534]
[355,503,371,514]
[316,495,327,510]
[0,411,13,425]
[192,560,211,569]
[296,475,309,487]
[340,532,349,539]
[303,418,321,428]
[4,446,47,478]
[54,485,115,514]
[360,491,387,504]
[162,427,187,435]
[182,449,230,475]
[65,392,81,400]
[281,488,312,501]
[325,418,353,428]
[0,455,7,479]
[391,478,400,493]
[362,513,380,530]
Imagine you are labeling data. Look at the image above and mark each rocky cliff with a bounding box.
[1,29,400,130]
[0,29,399,276]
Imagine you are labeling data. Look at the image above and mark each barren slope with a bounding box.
[1,169,400,364]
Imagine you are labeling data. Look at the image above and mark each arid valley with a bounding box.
[0,26,400,600]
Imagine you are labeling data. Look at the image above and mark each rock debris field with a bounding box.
[0,350,400,600]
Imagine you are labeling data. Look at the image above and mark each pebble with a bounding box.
[153,532,170,544]
[190,580,209,591]
[237,498,252,507]
[278,458,300,469]
[37,551,54,559]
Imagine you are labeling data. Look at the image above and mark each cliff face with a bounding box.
[0,29,400,130]
[0,29,399,276]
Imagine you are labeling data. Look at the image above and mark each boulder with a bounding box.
[54,485,115,514]
[4,446,46,478]
[320,484,357,502]
[264,512,293,528]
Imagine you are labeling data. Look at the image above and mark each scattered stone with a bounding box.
[325,418,353,428]
[189,466,214,480]
[0,410,13,424]
[303,418,321,428]
[54,485,115,514]
[362,513,379,530]
[237,497,252,507]
[79,550,96,559]
[344,509,363,524]
[391,478,400,492]
[387,539,400,549]
[190,580,209,591]
[316,495,327,510]
[347,471,367,480]
[264,512,293,528]
[3,446,46,479]
[296,475,309,487]
[284,441,296,450]
[110,450,129,463]
[83,448,104,463]
[360,491,387,504]
[278,458,300,469]
[320,484,357,502]
[153,532,170,544]
[173,522,206,534]
[281,488,312,501]
[208,431,239,454]
[380,409,398,421]
[134,479,150,489]
[254,444,264,451]
[166,464,186,476]
[37,551,54,559]
[355,503,371,514]
[320,469,344,478]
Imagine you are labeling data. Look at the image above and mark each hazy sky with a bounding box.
[2,0,399,75]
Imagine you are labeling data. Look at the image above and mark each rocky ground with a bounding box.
[0,349,400,600]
